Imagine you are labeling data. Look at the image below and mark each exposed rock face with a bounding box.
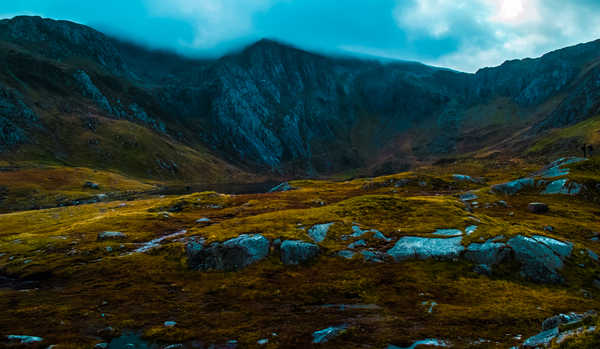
[186,234,270,271]
[386,237,464,261]
[507,235,573,283]
[0,85,38,151]
[280,240,319,265]
[542,179,582,195]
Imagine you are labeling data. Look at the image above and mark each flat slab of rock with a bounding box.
[186,234,269,271]
[269,182,295,192]
[387,237,464,261]
[280,240,319,265]
[6,335,43,344]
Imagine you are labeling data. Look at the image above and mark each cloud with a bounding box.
[2,0,600,72]
[145,0,277,49]
[391,0,600,72]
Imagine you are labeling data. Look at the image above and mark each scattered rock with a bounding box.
[94,343,108,349]
[522,327,559,348]
[361,250,383,263]
[465,225,478,235]
[164,321,176,327]
[308,223,334,243]
[432,229,463,237]
[387,338,449,349]
[187,234,269,271]
[84,181,100,190]
[459,192,478,201]
[312,325,347,344]
[196,218,211,224]
[497,200,508,207]
[337,250,355,259]
[348,240,367,249]
[452,174,480,183]
[97,231,126,240]
[257,338,268,345]
[373,231,392,242]
[527,202,549,214]
[280,240,319,265]
[387,237,464,261]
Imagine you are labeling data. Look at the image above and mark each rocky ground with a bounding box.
[1,156,600,348]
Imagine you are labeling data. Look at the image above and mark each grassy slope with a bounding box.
[0,160,599,348]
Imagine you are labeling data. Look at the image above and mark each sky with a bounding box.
[2,0,600,72]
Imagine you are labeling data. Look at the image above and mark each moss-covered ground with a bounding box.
[1,157,599,348]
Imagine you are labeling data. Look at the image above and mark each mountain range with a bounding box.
[2,15,600,181]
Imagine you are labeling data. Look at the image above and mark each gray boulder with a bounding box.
[522,327,559,348]
[97,231,126,240]
[308,223,334,243]
[387,237,464,261]
[186,234,269,271]
[464,238,511,272]
[507,235,572,283]
[527,202,549,214]
[280,240,319,265]
[6,335,43,344]
[491,178,536,195]
[542,179,582,195]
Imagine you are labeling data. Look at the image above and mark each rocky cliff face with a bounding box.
[2,16,600,177]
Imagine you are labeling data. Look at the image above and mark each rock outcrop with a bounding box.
[386,237,464,261]
[186,234,270,271]
[280,240,320,265]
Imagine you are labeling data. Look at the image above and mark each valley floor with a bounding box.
[1,157,600,348]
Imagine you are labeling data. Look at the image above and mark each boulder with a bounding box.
[84,181,100,189]
[491,178,536,195]
[507,235,572,283]
[527,202,549,214]
[348,240,367,249]
[280,240,319,265]
[432,229,463,237]
[186,234,269,271]
[542,179,582,195]
[308,223,334,243]
[464,238,511,271]
[337,250,355,259]
[97,231,126,240]
[386,237,464,262]
[522,327,559,348]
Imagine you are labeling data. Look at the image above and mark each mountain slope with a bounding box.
[1,15,600,179]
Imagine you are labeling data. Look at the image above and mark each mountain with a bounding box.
[1,15,600,180]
